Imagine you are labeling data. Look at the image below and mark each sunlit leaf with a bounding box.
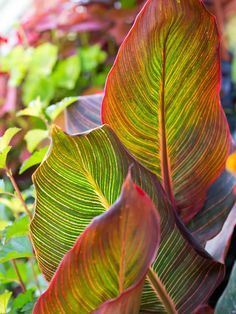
[31,125,224,312]
[102,0,230,223]
[33,175,160,314]
[24,129,49,153]
[17,98,44,119]
[19,146,49,175]
[46,97,78,122]
[0,291,12,314]
[0,128,21,169]
[65,94,103,133]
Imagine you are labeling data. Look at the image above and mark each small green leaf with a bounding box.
[19,146,48,175]
[0,128,21,169]
[46,97,78,121]
[5,215,30,242]
[22,76,55,107]
[79,45,107,72]
[0,128,21,151]
[28,43,58,76]
[52,55,81,90]
[17,98,44,118]
[0,220,9,231]
[0,236,33,263]
[11,289,34,312]
[0,291,12,314]
[215,262,236,313]
[24,129,49,153]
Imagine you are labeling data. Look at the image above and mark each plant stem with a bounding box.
[6,168,32,220]
[147,268,177,314]
[12,259,26,292]
[29,257,41,294]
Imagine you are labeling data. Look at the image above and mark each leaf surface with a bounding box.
[31,125,224,313]
[102,0,230,222]
[215,262,236,314]
[65,94,103,134]
[33,175,160,314]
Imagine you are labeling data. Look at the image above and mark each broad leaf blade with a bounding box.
[31,125,224,312]
[33,175,160,314]
[102,0,230,222]
[65,94,103,134]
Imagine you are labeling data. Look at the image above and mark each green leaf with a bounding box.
[102,0,230,223]
[65,94,103,134]
[79,45,107,72]
[215,262,236,314]
[52,55,81,90]
[0,236,33,263]
[0,128,21,151]
[0,128,21,169]
[22,76,55,107]
[11,289,34,312]
[46,97,78,122]
[0,291,12,314]
[28,43,58,76]
[19,146,48,175]
[33,175,160,314]
[17,98,44,119]
[1,46,32,86]
[31,125,224,312]
[4,215,29,242]
[0,262,28,284]
[24,129,49,153]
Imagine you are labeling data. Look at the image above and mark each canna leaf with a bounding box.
[102,0,231,222]
[65,96,235,243]
[31,125,224,312]
[65,94,103,134]
[33,175,160,314]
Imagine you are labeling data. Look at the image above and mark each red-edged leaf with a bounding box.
[102,0,230,222]
[33,175,160,314]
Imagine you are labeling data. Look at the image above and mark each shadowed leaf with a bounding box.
[65,94,103,134]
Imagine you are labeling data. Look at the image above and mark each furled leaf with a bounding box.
[102,0,230,222]
[0,128,21,169]
[0,291,12,314]
[65,94,103,133]
[46,97,78,122]
[19,146,48,175]
[215,262,236,314]
[33,175,160,314]
[0,236,33,263]
[4,215,30,242]
[24,129,49,153]
[31,125,224,312]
